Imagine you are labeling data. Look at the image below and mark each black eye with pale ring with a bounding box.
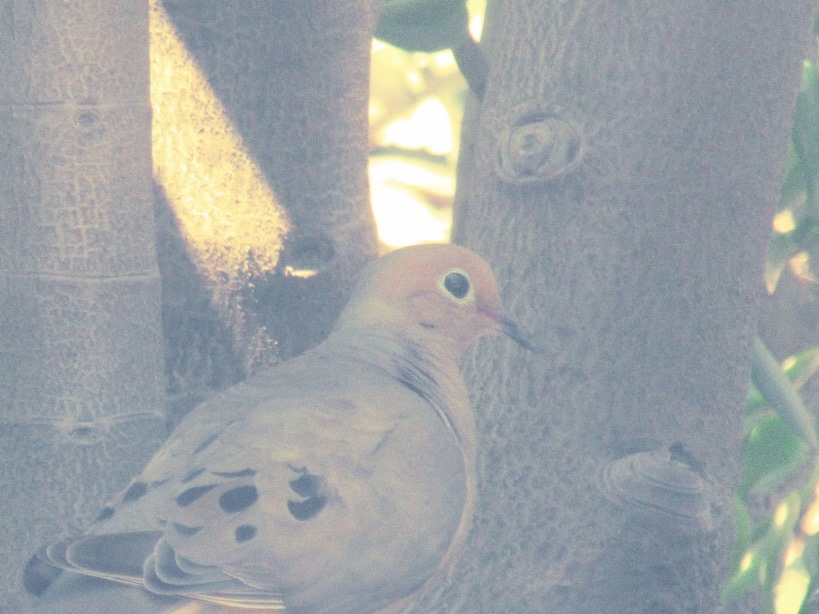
[443,271,470,300]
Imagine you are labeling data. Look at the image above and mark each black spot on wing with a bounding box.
[289,473,321,498]
[287,469,326,520]
[95,506,115,522]
[235,524,257,543]
[219,485,258,513]
[180,467,205,484]
[123,481,148,503]
[176,484,217,507]
[212,468,257,479]
[288,496,326,521]
[193,433,218,454]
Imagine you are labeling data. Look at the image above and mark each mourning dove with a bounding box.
[24,243,534,613]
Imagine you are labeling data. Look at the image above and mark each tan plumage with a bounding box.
[25,243,533,613]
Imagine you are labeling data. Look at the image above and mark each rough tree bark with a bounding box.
[3,1,377,611]
[411,2,817,612]
[0,2,165,610]
[153,0,379,423]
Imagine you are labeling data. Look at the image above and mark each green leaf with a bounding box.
[727,497,755,578]
[723,545,763,604]
[747,347,819,415]
[740,413,809,496]
[724,492,802,603]
[803,531,819,580]
[376,0,470,52]
[763,231,799,295]
[791,216,819,253]
[783,347,819,391]
[774,559,811,614]
[761,492,802,591]
[792,61,819,219]
[779,145,808,213]
[751,337,818,450]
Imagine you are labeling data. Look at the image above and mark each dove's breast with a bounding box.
[248,371,470,613]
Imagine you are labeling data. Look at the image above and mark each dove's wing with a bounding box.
[36,344,468,613]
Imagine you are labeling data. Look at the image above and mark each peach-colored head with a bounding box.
[337,243,534,356]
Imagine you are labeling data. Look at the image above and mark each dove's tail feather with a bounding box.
[25,573,191,614]
[22,549,62,596]
[50,531,160,582]
[24,531,288,611]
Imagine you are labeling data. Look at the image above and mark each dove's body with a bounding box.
[46,336,471,613]
[28,244,529,613]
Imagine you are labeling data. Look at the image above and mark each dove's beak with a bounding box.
[480,308,542,352]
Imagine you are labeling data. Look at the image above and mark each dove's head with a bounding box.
[337,243,536,356]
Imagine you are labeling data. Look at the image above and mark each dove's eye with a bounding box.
[440,269,472,301]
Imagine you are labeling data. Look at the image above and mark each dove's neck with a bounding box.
[330,322,476,459]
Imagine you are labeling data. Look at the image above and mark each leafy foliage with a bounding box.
[724,31,819,610]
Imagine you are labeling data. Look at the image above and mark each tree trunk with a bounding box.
[414,2,817,612]
[152,0,379,423]
[0,2,165,610]
[3,0,377,609]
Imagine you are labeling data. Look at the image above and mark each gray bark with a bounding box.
[4,1,378,610]
[0,2,165,610]
[413,2,817,612]
[153,0,379,423]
